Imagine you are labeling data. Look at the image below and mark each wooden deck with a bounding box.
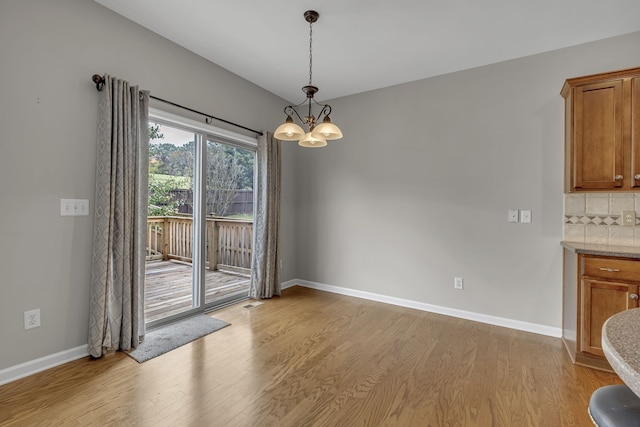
[144,260,250,322]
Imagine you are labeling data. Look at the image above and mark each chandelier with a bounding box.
[274,10,343,148]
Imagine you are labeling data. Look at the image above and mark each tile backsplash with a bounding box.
[564,193,640,246]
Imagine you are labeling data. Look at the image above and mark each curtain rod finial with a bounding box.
[92,74,105,91]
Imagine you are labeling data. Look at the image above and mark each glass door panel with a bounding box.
[145,122,196,323]
[204,140,254,306]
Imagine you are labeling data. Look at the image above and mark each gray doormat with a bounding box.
[127,315,230,363]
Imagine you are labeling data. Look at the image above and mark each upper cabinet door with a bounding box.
[573,80,624,190]
[562,67,640,193]
[632,77,640,188]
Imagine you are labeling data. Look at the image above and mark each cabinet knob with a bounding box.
[615,175,623,181]
[635,174,640,180]
[631,294,639,300]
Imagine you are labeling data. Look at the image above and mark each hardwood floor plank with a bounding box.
[0,286,623,426]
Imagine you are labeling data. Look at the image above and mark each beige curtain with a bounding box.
[249,132,281,298]
[88,75,149,358]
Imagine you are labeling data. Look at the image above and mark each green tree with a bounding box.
[166,144,194,176]
[148,124,187,216]
[225,146,254,190]
[206,142,241,216]
[149,124,164,140]
[148,176,185,216]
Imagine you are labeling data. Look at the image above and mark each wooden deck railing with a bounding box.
[146,216,253,274]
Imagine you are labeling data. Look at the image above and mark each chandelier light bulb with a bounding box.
[298,132,327,148]
[311,116,342,140]
[274,116,305,141]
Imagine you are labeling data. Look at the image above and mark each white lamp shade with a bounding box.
[274,120,305,141]
[311,120,343,140]
[298,132,327,148]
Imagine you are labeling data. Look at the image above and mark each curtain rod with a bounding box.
[91,74,263,136]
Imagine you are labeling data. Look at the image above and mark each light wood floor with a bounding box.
[0,286,621,426]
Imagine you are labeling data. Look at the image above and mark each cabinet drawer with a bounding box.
[582,256,640,282]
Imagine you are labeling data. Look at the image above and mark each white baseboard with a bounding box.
[281,279,299,290]
[0,345,88,386]
[291,279,562,338]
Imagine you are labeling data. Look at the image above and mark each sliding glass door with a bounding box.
[145,111,256,326]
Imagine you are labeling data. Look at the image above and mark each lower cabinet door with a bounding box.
[580,279,639,356]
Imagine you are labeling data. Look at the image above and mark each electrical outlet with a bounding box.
[622,211,636,226]
[24,309,41,330]
[454,277,464,290]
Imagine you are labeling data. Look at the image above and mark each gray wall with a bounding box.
[0,0,295,370]
[294,31,640,328]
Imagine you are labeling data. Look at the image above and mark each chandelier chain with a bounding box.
[308,19,313,86]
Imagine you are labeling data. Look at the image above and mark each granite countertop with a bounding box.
[602,308,640,397]
[561,241,640,259]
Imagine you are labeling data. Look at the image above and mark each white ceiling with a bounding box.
[95,0,640,103]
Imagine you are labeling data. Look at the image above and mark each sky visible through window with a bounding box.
[150,123,193,146]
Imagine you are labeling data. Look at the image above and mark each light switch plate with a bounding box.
[520,210,532,223]
[508,209,519,223]
[60,199,89,216]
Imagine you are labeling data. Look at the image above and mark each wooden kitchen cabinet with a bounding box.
[561,67,640,192]
[563,250,640,371]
